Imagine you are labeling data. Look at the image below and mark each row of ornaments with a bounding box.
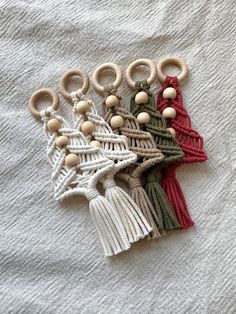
[46,86,178,166]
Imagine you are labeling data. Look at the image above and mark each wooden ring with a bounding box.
[91,63,123,94]
[157,57,188,83]
[59,69,90,102]
[126,58,157,88]
[29,88,59,120]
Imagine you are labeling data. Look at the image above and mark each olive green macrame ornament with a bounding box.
[131,80,184,230]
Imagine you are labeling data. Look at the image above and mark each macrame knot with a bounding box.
[85,189,100,201]
[40,106,54,121]
[71,90,84,102]
[162,166,176,178]
[103,178,116,190]
[129,177,142,189]
[104,85,117,94]
[146,173,159,184]
[165,76,179,90]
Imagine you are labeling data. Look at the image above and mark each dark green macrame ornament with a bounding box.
[131,80,184,231]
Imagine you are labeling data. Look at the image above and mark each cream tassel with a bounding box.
[86,189,130,256]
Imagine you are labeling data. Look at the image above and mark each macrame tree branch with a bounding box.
[131,81,184,230]
[104,92,164,238]
[70,91,152,243]
[156,75,207,228]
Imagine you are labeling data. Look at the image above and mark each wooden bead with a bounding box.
[120,135,128,143]
[105,95,119,108]
[135,91,149,105]
[81,121,95,135]
[90,140,102,148]
[65,153,79,167]
[76,100,90,114]
[110,116,124,129]
[167,127,176,137]
[47,118,61,133]
[137,112,151,124]
[162,107,176,119]
[55,135,69,148]
[163,87,177,99]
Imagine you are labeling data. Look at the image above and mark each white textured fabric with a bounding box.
[0,0,235,313]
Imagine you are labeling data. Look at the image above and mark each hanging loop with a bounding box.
[92,62,123,95]
[59,69,90,101]
[126,58,157,88]
[29,88,59,120]
[157,57,188,83]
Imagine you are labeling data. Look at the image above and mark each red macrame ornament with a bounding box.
[156,74,207,229]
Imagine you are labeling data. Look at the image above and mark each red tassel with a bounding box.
[156,76,207,229]
[161,165,194,229]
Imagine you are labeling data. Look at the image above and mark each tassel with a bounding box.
[103,178,152,243]
[156,75,208,228]
[86,189,130,256]
[128,176,161,239]
[161,165,194,229]
[144,167,180,231]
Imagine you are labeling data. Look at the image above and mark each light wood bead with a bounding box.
[55,135,69,148]
[163,87,177,99]
[167,127,176,137]
[76,100,90,114]
[47,118,61,133]
[110,115,124,129]
[137,112,151,124]
[105,95,119,108]
[90,140,102,148]
[162,107,177,119]
[120,135,128,143]
[65,153,79,167]
[81,121,95,135]
[135,91,149,105]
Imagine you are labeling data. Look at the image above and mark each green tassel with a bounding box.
[144,166,180,230]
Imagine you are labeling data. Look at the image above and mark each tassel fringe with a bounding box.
[87,189,130,256]
[103,179,152,243]
[161,172,194,229]
[145,180,180,231]
[129,184,161,239]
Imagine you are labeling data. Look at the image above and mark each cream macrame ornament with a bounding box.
[29,88,131,256]
[60,69,152,243]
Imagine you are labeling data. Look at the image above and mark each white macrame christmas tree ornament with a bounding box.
[70,91,152,243]
[29,89,132,257]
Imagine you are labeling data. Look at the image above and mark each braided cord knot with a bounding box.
[103,178,116,190]
[85,189,100,201]
[129,177,142,189]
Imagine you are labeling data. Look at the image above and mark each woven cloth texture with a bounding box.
[0,1,235,313]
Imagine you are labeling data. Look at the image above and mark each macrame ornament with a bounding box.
[127,59,184,231]
[60,70,152,244]
[92,63,165,238]
[156,57,208,228]
[29,88,132,256]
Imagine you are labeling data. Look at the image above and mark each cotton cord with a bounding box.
[71,91,152,243]
[39,106,130,256]
[131,81,184,231]
[156,76,208,228]
[104,93,164,238]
